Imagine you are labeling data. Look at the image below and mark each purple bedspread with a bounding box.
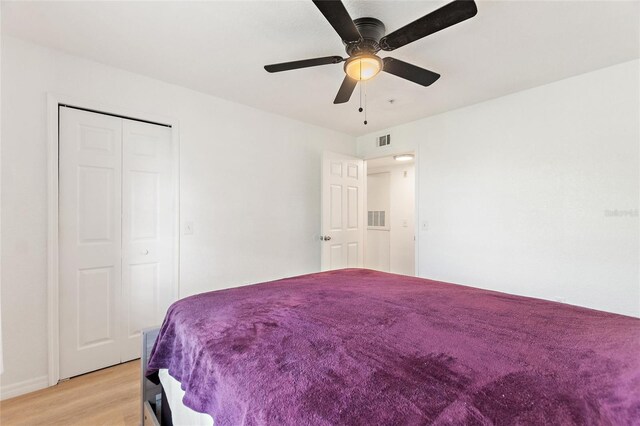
[147,269,640,425]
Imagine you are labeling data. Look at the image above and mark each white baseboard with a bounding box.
[0,375,49,400]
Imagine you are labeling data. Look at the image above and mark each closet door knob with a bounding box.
[141,249,149,255]
[323,236,332,241]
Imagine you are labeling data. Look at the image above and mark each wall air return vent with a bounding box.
[368,210,386,227]
[377,134,391,147]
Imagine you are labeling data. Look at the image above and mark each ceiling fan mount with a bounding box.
[264,0,478,105]
[344,17,386,57]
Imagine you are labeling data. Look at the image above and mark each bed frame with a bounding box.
[141,328,167,426]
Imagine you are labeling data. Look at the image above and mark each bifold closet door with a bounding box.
[120,119,175,362]
[59,108,124,379]
[59,108,175,379]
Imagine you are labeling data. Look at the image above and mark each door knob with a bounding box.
[322,236,332,241]
[141,249,149,255]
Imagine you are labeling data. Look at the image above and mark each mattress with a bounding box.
[159,368,214,426]
[146,268,640,425]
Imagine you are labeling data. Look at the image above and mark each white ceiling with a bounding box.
[2,1,639,136]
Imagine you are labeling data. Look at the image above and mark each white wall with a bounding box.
[0,36,356,396]
[366,164,415,275]
[365,172,390,272]
[387,164,415,276]
[358,59,640,318]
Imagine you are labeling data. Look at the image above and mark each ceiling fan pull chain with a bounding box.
[364,81,368,125]
[358,62,363,113]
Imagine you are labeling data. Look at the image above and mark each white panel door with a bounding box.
[321,152,364,271]
[121,119,175,361]
[59,108,123,379]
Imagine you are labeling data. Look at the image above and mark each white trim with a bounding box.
[46,93,181,387]
[0,375,49,400]
[46,94,59,387]
[413,147,420,277]
[362,160,368,268]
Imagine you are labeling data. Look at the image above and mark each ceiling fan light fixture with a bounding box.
[344,55,383,81]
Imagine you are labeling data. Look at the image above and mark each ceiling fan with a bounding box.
[264,0,478,105]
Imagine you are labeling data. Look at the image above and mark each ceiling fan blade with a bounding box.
[334,75,357,104]
[264,56,344,73]
[379,0,477,51]
[312,0,362,43]
[382,57,440,86]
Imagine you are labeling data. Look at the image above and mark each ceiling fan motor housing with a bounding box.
[346,17,386,56]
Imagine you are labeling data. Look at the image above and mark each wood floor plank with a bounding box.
[0,361,140,426]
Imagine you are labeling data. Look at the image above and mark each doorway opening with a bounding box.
[365,153,415,275]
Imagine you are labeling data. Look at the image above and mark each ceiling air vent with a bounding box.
[377,134,391,147]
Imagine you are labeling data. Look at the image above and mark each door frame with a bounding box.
[46,93,181,386]
[362,148,420,277]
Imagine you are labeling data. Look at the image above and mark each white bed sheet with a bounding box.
[159,368,214,426]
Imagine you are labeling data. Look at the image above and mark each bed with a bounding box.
[145,269,640,425]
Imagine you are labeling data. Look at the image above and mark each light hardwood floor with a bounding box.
[0,361,140,426]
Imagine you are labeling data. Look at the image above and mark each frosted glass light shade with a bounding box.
[344,55,383,81]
